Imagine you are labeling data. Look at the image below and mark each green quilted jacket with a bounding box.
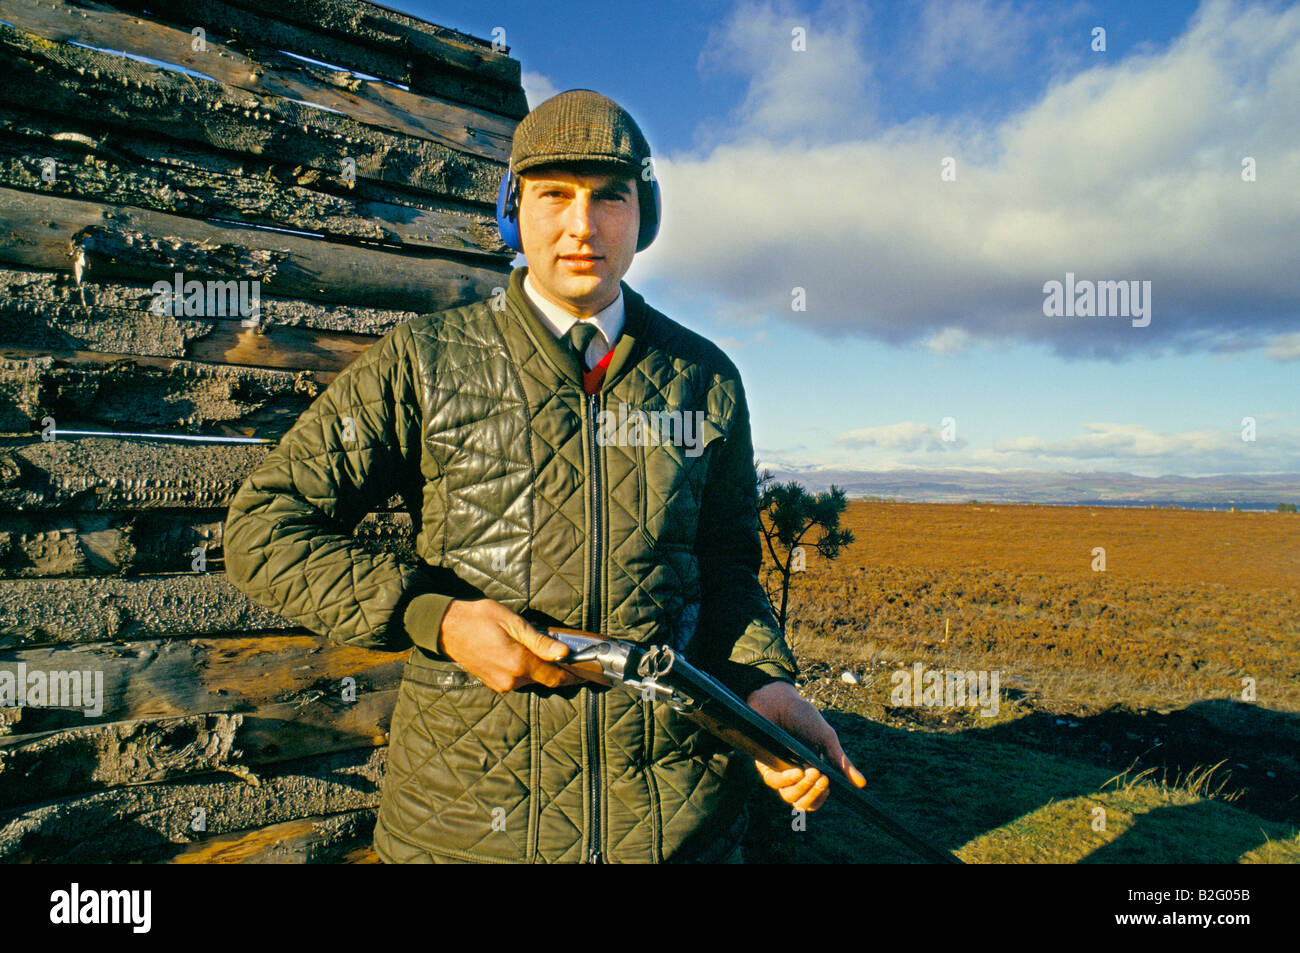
[224,265,797,863]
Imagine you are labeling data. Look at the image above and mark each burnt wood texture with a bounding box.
[0,0,524,863]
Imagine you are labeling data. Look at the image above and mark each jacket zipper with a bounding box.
[584,388,603,864]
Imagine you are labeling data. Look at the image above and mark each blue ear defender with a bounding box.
[495,169,661,254]
[496,172,524,253]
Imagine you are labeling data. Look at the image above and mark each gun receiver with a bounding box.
[539,626,963,865]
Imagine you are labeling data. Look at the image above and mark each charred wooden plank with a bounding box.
[0,347,327,435]
[0,295,376,373]
[0,186,508,311]
[0,437,407,515]
[0,437,274,513]
[0,745,387,862]
[98,0,528,116]
[0,689,397,810]
[0,115,509,255]
[75,225,282,285]
[184,323,375,373]
[0,268,419,344]
[0,22,506,200]
[165,809,379,863]
[0,510,226,578]
[2,0,515,162]
[344,842,381,863]
[210,293,418,337]
[0,632,407,731]
[0,269,215,357]
[219,0,520,87]
[0,576,297,648]
[0,510,412,577]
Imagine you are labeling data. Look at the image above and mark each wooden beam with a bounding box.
[0,690,397,810]
[0,268,420,339]
[0,186,509,311]
[165,809,380,863]
[0,632,407,731]
[0,745,388,862]
[0,293,377,372]
[0,510,227,577]
[97,0,528,116]
[0,111,509,256]
[0,510,412,577]
[0,437,276,513]
[151,322,373,373]
[2,0,516,161]
[219,0,520,87]
[0,22,507,201]
[0,347,329,436]
[0,576,297,647]
[0,268,214,357]
[0,436,404,515]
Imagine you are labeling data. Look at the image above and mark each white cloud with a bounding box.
[836,420,967,451]
[1266,332,1300,361]
[521,71,560,110]
[697,0,876,144]
[981,422,1300,473]
[923,327,975,354]
[763,420,1300,476]
[993,423,1228,458]
[913,0,1034,84]
[640,0,1300,360]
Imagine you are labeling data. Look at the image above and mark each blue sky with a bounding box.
[395,0,1298,478]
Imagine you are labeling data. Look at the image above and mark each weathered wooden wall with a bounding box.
[0,0,522,862]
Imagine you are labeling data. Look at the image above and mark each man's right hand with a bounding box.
[437,598,584,693]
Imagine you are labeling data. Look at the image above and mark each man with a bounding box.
[224,89,863,863]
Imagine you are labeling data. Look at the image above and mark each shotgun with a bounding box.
[537,625,963,865]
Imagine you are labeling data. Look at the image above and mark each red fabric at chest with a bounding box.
[583,347,614,394]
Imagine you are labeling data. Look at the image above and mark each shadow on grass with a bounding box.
[1079,800,1271,863]
[977,698,1300,824]
[741,698,1300,864]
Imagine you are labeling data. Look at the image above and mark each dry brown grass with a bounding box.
[777,502,1300,713]
[743,502,1300,862]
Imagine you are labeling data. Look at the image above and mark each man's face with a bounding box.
[517,166,640,318]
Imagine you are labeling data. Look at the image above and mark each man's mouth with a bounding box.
[560,254,602,271]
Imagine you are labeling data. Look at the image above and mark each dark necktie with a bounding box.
[566,321,599,371]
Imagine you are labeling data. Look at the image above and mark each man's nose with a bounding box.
[565,191,595,238]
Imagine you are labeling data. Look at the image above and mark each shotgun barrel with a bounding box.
[539,625,963,865]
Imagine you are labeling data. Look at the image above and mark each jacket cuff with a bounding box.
[402,592,457,654]
[715,660,796,702]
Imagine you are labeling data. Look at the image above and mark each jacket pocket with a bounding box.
[636,414,727,549]
[387,657,533,861]
[403,654,482,690]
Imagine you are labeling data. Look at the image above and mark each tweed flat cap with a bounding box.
[510,89,652,176]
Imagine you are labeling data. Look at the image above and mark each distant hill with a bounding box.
[756,466,1300,508]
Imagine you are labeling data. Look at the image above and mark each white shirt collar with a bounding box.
[523,269,624,362]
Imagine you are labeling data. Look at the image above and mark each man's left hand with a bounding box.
[745,680,867,811]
